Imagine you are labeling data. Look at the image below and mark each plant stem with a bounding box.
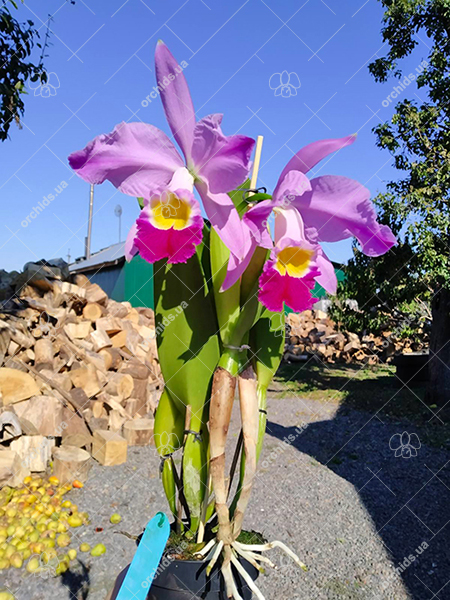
[232,365,258,539]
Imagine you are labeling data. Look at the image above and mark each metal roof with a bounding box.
[69,242,126,273]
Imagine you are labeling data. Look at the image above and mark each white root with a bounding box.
[206,540,224,576]
[230,551,266,600]
[233,540,307,571]
[232,544,276,569]
[231,544,265,573]
[195,538,216,558]
[217,539,306,599]
[222,560,244,600]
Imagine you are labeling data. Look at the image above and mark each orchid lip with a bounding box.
[274,246,315,278]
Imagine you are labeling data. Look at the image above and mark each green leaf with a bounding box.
[210,227,241,347]
[228,179,272,217]
[153,253,220,426]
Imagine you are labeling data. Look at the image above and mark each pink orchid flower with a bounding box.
[223,134,397,312]
[68,41,254,265]
[259,207,321,312]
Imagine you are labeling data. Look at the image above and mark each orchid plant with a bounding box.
[69,42,396,599]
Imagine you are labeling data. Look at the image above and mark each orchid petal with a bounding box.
[314,248,338,295]
[221,245,256,291]
[125,222,138,262]
[135,189,203,264]
[244,200,275,245]
[258,261,319,313]
[68,122,183,198]
[191,114,255,194]
[296,175,397,256]
[273,206,307,247]
[195,177,247,260]
[273,170,312,207]
[154,41,195,162]
[275,134,357,194]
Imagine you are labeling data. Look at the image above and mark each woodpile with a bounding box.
[285,310,428,365]
[0,263,161,482]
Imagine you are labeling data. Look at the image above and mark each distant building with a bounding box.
[69,242,154,308]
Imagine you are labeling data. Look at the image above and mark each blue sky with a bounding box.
[0,0,429,272]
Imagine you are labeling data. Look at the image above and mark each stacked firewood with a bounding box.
[285,310,428,365]
[0,265,161,485]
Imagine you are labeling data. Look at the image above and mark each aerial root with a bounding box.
[196,538,306,600]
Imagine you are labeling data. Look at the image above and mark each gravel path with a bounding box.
[2,394,449,600]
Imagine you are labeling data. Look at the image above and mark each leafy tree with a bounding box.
[0,0,73,141]
[330,193,430,335]
[336,0,450,406]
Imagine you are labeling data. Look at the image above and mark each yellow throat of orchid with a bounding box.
[274,246,314,278]
[151,193,191,230]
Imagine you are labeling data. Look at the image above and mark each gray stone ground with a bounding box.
[2,394,449,600]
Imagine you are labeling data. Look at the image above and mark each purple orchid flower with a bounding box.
[68,41,255,265]
[223,134,397,312]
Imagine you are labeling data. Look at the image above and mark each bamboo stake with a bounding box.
[249,136,264,193]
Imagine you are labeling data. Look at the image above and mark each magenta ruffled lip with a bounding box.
[258,260,320,313]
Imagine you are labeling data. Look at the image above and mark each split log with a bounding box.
[70,364,102,398]
[64,321,92,340]
[52,446,92,484]
[126,308,140,324]
[92,430,127,466]
[105,299,129,319]
[119,361,149,380]
[123,418,154,446]
[104,373,134,401]
[39,369,72,392]
[108,410,125,433]
[34,338,54,372]
[58,282,87,299]
[0,450,30,487]
[61,433,93,452]
[91,401,106,419]
[13,396,64,437]
[90,329,112,352]
[0,368,40,405]
[95,317,123,335]
[130,379,149,416]
[110,330,127,349]
[11,435,55,472]
[82,302,103,321]
[72,274,90,287]
[100,347,122,371]
[68,388,90,412]
[85,284,108,305]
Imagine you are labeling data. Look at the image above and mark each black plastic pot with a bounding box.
[147,555,259,599]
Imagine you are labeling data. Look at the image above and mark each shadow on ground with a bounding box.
[269,362,450,600]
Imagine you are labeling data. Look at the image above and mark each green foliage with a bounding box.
[332,0,449,331]
[369,0,450,288]
[0,1,74,141]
